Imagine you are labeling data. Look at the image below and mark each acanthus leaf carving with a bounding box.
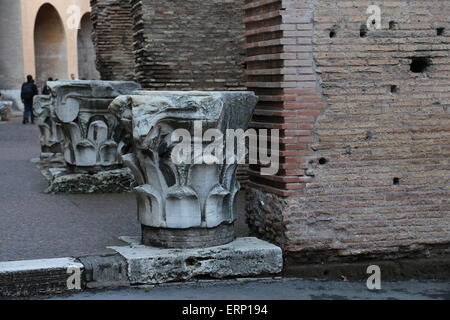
[48,80,141,172]
[109,91,258,248]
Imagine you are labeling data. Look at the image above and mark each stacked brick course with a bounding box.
[245,0,450,262]
[128,0,249,183]
[129,0,246,90]
[90,0,135,80]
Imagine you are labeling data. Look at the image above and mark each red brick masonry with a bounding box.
[244,0,450,261]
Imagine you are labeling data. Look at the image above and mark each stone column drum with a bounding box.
[48,81,141,173]
[110,91,258,248]
[33,95,64,155]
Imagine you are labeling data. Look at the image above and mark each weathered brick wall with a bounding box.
[129,0,246,90]
[90,0,135,81]
[245,0,450,262]
[92,0,249,182]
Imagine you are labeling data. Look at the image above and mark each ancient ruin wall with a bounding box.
[129,0,246,90]
[90,0,135,81]
[245,0,450,261]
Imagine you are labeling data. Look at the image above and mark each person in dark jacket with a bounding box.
[42,77,53,95]
[21,75,38,124]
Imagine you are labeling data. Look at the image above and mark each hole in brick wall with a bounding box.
[410,57,431,73]
[389,21,399,30]
[365,131,373,141]
[360,24,368,37]
[329,25,340,39]
[437,27,445,36]
[318,157,328,165]
[393,177,400,185]
[390,85,398,93]
[344,146,352,155]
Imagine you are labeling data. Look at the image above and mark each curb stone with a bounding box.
[78,255,130,289]
[1,253,449,297]
[0,237,284,297]
[0,255,130,297]
[0,258,84,297]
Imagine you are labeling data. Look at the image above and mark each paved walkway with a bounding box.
[0,118,248,262]
[44,278,450,300]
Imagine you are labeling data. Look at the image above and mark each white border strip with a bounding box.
[0,257,83,273]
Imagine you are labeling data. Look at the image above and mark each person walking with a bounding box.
[42,77,53,95]
[21,75,38,124]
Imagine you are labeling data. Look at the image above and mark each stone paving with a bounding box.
[0,117,249,262]
[44,278,450,300]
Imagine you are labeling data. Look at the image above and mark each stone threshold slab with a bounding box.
[0,258,84,297]
[108,237,283,285]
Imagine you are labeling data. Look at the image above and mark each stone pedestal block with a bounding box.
[48,80,141,173]
[43,167,134,194]
[110,91,258,248]
[109,237,282,284]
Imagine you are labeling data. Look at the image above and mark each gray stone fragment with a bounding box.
[0,100,12,121]
[32,152,66,172]
[44,167,134,194]
[109,237,283,284]
[0,90,23,111]
[78,255,129,289]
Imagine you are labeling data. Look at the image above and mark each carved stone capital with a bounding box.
[33,95,63,154]
[48,81,141,172]
[110,91,258,248]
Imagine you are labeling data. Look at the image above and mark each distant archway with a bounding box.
[34,4,67,88]
[77,13,100,80]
